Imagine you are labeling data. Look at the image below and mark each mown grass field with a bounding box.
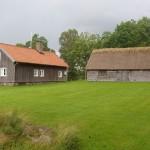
[0,81,150,150]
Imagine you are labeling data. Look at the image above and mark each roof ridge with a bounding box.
[0,43,35,50]
[93,47,150,53]
[0,43,55,54]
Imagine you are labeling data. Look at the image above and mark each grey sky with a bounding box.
[0,0,150,50]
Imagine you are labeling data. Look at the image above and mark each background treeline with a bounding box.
[16,17,150,80]
[59,17,150,80]
[16,34,55,52]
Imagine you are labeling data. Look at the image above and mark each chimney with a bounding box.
[35,41,44,52]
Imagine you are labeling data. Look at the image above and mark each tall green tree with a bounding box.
[59,30,101,80]
[110,20,139,47]
[16,33,50,51]
[59,29,79,80]
[137,17,150,46]
[100,32,112,48]
[103,17,150,48]
[31,34,49,51]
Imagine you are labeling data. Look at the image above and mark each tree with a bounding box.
[59,29,79,80]
[59,29,101,80]
[59,29,79,49]
[137,17,150,46]
[100,32,112,48]
[16,43,26,48]
[32,34,49,51]
[25,41,31,48]
[103,17,150,48]
[16,17,150,80]
[108,20,139,48]
[31,34,49,51]
[16,33,51,51]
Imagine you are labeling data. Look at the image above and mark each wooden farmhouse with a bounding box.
[86,47,150,81]
[0,43,68,85]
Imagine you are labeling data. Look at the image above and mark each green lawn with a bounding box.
[0,81,150,150]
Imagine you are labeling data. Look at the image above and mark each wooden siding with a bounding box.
[0,49,15,83]
[0,48,68,84]
[15,63,67,83]
[87,70,150,81]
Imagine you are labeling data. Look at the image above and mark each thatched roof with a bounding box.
[86,47,150,70]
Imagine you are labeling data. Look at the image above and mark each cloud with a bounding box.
[0,0,150,50]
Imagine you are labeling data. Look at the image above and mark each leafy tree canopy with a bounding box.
[16,33,53,52]
[16,17,150,80]
[59,17,150,80]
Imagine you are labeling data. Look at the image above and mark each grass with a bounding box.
[0,81,150,150]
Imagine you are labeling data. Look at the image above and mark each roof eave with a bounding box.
[15,61,68,68]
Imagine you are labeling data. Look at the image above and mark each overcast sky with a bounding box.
[0,0,150,50]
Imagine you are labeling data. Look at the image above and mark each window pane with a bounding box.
[0,68,7,77]
[58,71,63,78]
[34,69,38,77]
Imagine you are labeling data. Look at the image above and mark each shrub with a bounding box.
[56,126,81,150]
[0,111,24,138]
[62,133,80,150]
[0,112,82,150]
[0,113,5,126]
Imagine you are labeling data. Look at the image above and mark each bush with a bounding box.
[62,133,80,150]
[0,112,82,150]
[0,111,24,138]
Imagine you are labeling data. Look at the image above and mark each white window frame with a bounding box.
[34,69,39,77]
[0,68,8,77]
[64,71,68,76]
[58,71,63,78]
[40,69,45,77]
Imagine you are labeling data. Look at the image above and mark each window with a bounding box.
[40,70,45,77]
[34,69,39,77]
[0,68,7,77]
[64,71,68,76]
[58,71,63,78]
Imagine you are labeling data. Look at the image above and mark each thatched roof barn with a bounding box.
[86,47,150,81]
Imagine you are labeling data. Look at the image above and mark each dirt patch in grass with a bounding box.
[23,123,54,144]
[0,133,9,145]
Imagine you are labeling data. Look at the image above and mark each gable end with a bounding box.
[0,48,15,63]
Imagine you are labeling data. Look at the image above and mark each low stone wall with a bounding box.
[87,70,150,81]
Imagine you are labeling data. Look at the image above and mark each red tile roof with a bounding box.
[0,43,68,68]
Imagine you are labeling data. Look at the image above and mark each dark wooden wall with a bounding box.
[0,49,15,83]
[15,63,67,83]
[0,49,68,84]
